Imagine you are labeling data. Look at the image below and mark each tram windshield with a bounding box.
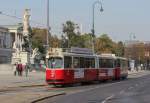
[48,57,63,69]
[99,58,114,68]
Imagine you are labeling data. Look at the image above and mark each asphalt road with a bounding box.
[37,73,150,103]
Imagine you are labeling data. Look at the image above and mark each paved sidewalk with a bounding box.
[128,70,148,75]
[0,71,47,89]
[0,71,66,103]
[0,91,65,103]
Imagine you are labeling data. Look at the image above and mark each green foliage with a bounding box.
[62,21,83,48]
[32,28,47,54]
[80,33,93,49]
[31,28,61,54]
[49,35,61,48]
[115,41,125,56]
[95,34,114,54]
[31,21,126,58]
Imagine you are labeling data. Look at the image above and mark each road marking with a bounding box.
[135,84,138,87]
[128,86,134,90]
[119,90,125,94]
[101,94,115,103]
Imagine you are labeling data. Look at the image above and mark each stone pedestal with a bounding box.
[12,51,29,65]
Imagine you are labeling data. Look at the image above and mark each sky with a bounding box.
[0,0,150,42]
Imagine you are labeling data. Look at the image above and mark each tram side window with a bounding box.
[99,59,114,68]
[73,57,80,68]
[80,57,85,68]
[64,56,72,68]
[85,58,95,68]
[91,58,95,68]
[122,60,128,68]
[116,59,121,67]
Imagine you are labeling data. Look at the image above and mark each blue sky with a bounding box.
[0,0,150,41]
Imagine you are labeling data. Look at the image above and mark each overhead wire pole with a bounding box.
[46,0,50,54]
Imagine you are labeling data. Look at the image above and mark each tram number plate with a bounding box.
[74,69,84,78]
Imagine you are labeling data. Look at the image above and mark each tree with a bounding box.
[49,35,61,48]
[80,33,93,49]
[32,28,61,54]
[124,42,145,66]
[95,34,115,54]
[32,28,47,54]
[115,41,125,56]
[62,21,83,48]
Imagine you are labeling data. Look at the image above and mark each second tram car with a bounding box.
[98,54,128,81]
[46,48,128,86]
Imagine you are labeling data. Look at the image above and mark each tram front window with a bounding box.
[48,57,63,69]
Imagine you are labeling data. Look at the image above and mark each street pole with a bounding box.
[46,0,50,53]
[91,0,103,54]
[45,0,50,66]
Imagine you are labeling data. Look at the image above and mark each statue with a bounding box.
[23,9,30,37]
[13,41,16,49]
[22,8,31,52]
[32,48,39,58]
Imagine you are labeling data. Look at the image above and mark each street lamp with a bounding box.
[91,0,103,53]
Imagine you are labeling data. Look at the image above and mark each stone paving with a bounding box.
[0,71,46,89]
[0,71,65,103]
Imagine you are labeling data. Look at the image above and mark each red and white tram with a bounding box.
[46,48,128,86]
[46,48,97,85]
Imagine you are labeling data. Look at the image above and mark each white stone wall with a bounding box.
[12,51,29,65]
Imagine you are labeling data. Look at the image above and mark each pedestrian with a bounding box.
[16,63,20,76]
[13,63,17,76]
[17,61,23,76]
[25,63,30,77]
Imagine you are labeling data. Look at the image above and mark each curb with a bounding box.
[128,71,145,75]
[30,92,66,103]
[0,84,48,92]
[18,84,47,88]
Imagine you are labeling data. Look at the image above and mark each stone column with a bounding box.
[17,34,19,48]
[15,31,17,49]
[19,34,22,51]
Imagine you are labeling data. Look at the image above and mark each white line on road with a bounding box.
[119,90,125,94]
[128,86,134,90]
[135,84,139,87]
[101,94,115,103]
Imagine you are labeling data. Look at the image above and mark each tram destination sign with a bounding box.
[71,47,93,55]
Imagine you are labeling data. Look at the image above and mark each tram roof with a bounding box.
[97,53,117,59]
[47,48,96,58]
[97,54,127,60]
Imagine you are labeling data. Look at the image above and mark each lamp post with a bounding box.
[91,0,103,53]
